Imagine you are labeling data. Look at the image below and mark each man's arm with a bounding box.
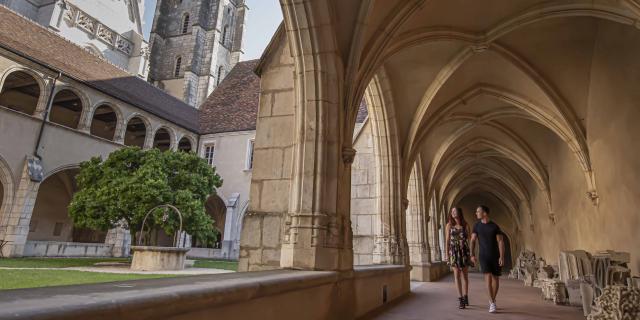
[497,233,505,266]
[470,232,477,264]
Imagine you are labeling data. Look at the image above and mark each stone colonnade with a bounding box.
[238,0,449,282]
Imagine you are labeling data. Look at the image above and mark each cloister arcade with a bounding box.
[0,60,198,257]
[233,2,640,316]
[0,1,639,319]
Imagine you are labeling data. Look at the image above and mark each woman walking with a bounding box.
[445,207,472,309]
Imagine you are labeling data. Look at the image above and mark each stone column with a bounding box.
[428,197,442,262]
[0,160,40,257]
[221,193,240,260]
[406,164,435,281]
[143,127,154,149]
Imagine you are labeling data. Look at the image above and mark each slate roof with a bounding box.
[199,59,260,134]
[0,6,199,132]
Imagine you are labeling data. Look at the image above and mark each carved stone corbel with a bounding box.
[341,147,356,165]
[587,190,599,206]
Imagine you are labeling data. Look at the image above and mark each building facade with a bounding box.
[196,59,259,260]
[0,6,198,258]
[0,0,150,78]
[148,0,247,108]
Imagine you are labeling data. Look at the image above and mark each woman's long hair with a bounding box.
[448,207,467,227]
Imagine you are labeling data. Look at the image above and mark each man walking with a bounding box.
[470,205,505,313]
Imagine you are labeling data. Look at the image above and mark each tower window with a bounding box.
[174,56,182,77]
[222,25,228,45]
[182,14,190,34]
[216,66,224,85]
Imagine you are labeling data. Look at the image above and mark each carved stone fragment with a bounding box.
[587,286,640,320]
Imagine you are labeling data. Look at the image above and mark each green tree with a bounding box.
[69,147,223,246]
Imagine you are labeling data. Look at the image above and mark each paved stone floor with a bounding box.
[372,273,585,320]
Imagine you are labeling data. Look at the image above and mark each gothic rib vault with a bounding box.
[243,0,640,278]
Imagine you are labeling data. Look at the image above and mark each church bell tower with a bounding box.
[148,0,246,108]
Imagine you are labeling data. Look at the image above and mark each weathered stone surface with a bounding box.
[540,279,568,305]
[587,286,640,320]
[130,246,189,271]
[566,279,585,307]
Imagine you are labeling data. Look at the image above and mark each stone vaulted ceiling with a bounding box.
[326,0,640,229]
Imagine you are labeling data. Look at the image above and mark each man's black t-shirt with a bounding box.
[473,220,502,260]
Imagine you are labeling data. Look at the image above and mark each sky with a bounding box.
[143,0,283,61]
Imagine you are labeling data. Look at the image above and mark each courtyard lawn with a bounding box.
[0,257,130,268]
[193,259,238,271]
[0,269,176,290]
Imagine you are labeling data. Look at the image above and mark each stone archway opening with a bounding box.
[49,89,83,129]
[0,71,40,115]
[124,116,146,147]
[90,105,118,141]
[177,137,192,152]
[153,128,171,151]
[200,194,226,249]
[26,168,108,256]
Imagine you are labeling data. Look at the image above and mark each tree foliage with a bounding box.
[69,147,223,245]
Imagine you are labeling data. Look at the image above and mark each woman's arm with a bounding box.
[444,223,451,260]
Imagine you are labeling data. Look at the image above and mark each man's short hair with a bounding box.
[479,205,490,214]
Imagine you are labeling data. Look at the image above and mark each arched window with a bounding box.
[49,89,83,129]
[153,128,172,151]
[216,66,224,85]
[0,71,41,115]
[90,105,118,141]
[178,137,192,152]
[181,13,190,34]
[174,56,182,77]
[124,116,147,147]
[222,25,228,45]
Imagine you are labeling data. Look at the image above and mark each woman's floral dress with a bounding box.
[448,225,471,269]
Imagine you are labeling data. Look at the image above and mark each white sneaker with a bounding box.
[489,302,497,313]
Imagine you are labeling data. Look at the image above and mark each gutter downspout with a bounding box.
[33,72,61,160]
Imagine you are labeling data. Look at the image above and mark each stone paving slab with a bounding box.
[370,273,585,320]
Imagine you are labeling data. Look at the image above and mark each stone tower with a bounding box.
[148,0,247,108]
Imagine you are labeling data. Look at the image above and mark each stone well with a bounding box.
[130,246,190,271]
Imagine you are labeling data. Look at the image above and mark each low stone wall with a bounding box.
[410,261,451,282]
[22,240,113,257]
[0,265,410,320]
[187,247,224,259]
[354,265,411,318]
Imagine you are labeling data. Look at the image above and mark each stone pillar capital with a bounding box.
[341,147,356,165]
[402,198,409,211]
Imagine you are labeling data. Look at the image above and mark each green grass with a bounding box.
[193,259,238,271]
[0,257,130,268]
[0,269,176,290]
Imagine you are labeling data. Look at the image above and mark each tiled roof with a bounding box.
[0,6,199,132]
[199,60,260,134]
